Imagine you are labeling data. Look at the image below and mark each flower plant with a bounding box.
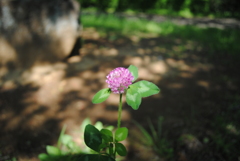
[83,65,160,160]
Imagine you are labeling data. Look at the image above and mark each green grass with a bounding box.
[82,13,177,34]
[133,117,174,160]
[82,13,240,57]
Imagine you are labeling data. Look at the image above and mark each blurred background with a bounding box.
[0,0,240,160]
[78,0,240,18]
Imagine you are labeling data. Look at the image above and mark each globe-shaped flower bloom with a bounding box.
[106,67,134,94]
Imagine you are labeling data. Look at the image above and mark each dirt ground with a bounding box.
[0,27,240,161]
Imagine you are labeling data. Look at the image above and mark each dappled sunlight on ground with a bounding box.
[0,26,240,161]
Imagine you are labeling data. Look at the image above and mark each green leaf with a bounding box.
[126,86,141,110]
[60,134,72,146]
[99,143,109,150]
[101,129,113,142]
[46,146,61,156]
[38,153,49,161]
[105,125,114,131]
[134,80,160,97]
[115,143,127,156]
[57,124,67,148]
[67,141,79,151]
[84,124,102,152]
[115,127,128,141]
[95,121,103,130]
[128,65,138,82]
[81,118,91,132]
[92,88,111,104]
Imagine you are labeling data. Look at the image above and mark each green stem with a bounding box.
[117,94,123,129]
[114,94,123,159]
[113,143,116,159]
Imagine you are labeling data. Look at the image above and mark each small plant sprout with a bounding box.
[82,65,160,160]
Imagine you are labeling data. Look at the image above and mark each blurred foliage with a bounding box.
[81,13,240,59]
[39,119,114,161]
[133,117,174,160]
[77,0,240,18]
[207,99,240,161]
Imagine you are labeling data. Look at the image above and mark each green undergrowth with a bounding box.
[208,97,240,161]
[38,119,116,161]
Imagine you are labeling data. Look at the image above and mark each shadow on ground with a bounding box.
[0,26,240,161]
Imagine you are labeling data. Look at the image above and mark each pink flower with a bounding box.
[106,67,134,94]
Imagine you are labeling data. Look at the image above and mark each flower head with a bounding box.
[106,67,134,94]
